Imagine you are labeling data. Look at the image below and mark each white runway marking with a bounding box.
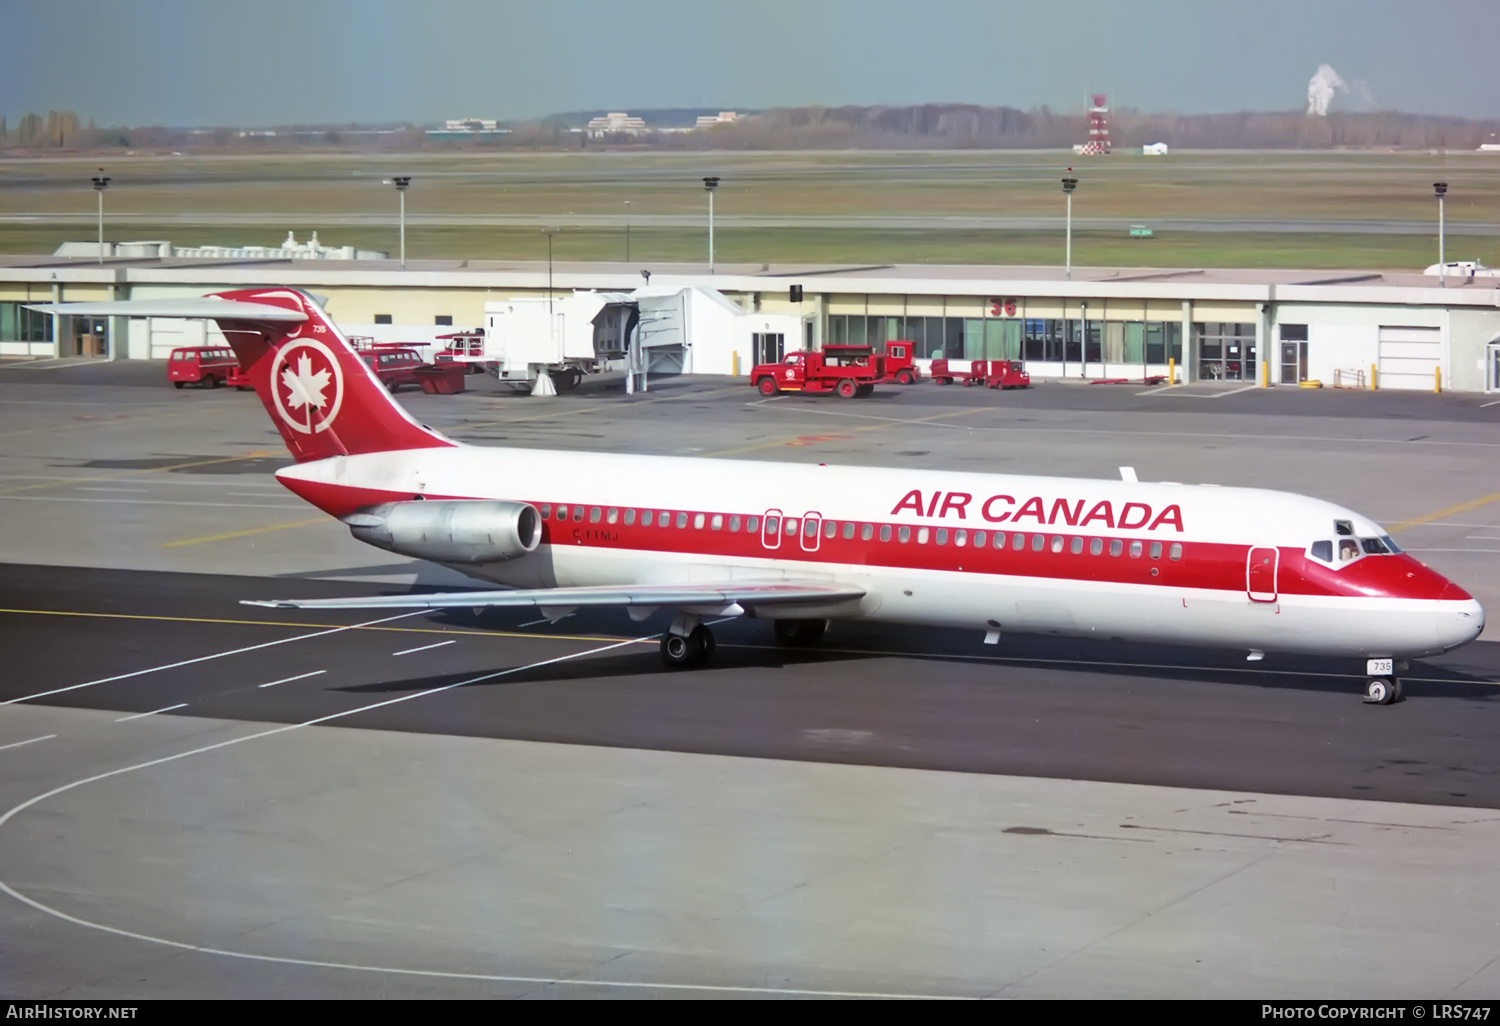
[257,670,326,689]
[75,486,150,494]
[3,610,427,706]
[0,735,56,752]
[0,636,924,1001]
[392,640,456,656]
[1210,384,1262,399]
[113,704,187,723]
[1480,400,1500,408]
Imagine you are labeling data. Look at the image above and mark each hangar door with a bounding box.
[1377,326,1441,390]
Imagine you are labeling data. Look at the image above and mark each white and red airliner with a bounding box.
[41,288,1484,703]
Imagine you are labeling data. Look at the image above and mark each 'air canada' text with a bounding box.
[890,490,1185,532]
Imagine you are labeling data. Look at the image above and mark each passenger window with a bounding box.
[765,516,779,535]
[1050,536,1063,554]
[804,519,817,539]
[1031,534,1044,552]
[746,516,759,532]
[843,522,856,540]
[1070,536,1083,554]
[972,530,983,547]
[880,525,892,542]
[1130,540,1142,558]
[606,508,618,524]
[956,529,968,547]
[659,510,670,527]
[711,514,723,531]
[1149,541,1162,559]
[1169,543,1182,560]
[1090,538,1103,556]
[1109,539,1123,556]
[728,515,739,532]
[540,504,551,517]
[624,509,636,526]
[1013,533,1025,551]
[694,513,705,529]
[573,506,585,522]
[556,505,568,520]
[861,524,873,541]
[935,528,947,545]
[677,512,689,529]
[824,520,836,539]
[898,526,911,543]
[784,518,798,536]
[590,507,601,523]
[917,527,930,544]
[641,510,653,526]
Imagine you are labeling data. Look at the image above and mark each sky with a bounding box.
[3,0,1498,126]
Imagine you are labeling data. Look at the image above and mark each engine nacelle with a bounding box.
[343,500,541,564]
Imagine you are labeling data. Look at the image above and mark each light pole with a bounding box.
[703,176,720,272]
[1079,300,1088,379]
[1434,181,1448,288]
[624,199,631,262]
[387,176,411,268]
[1061,171,1078,281]
[91,171,110,265]
[542,228,562,319]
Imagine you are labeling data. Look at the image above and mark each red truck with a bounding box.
[167,346,239,388]
[878,341,921,384]
[930,358,1031,389]
[752,344,880,398]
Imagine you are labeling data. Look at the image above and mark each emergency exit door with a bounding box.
[1247,547,1278,602]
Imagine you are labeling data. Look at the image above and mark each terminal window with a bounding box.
[374,314,392,325]
[435,315,453,326]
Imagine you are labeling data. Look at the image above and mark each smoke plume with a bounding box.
[1307,64,1348,117]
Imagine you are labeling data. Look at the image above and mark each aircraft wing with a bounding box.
[242,581,866,615]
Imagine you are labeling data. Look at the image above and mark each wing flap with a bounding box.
[242,581,865,612]
[24,298,308,322]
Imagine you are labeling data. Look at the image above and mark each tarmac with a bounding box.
[2,360,1499,998]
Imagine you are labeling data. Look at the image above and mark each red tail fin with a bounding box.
[209,288,456,463]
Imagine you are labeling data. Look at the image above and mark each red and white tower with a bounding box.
[1074,94,1111,156]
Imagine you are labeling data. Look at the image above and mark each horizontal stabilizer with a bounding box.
[243,581,866,612]
[24,298,308,322]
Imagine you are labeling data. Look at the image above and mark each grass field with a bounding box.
[3,150,1497,269]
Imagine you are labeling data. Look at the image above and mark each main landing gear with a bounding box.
[657,617,832,669]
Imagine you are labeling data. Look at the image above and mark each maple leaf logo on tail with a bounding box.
[269,339,345,435]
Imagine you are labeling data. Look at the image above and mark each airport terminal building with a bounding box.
[4,257,1500,392]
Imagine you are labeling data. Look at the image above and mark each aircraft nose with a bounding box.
[1436,595,1485,652]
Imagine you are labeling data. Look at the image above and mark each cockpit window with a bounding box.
[1311,540,1333,563]
[1360,537,1393,555]
[1337,538,1361,562]
[1381,535,1402,554]
[1334,520,1354,537]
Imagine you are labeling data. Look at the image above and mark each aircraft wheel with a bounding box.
[773,618,828,647]
[757,377,778,396]
[1364,677,1397,705]
[692,624,716,663]
[660,629,705,669]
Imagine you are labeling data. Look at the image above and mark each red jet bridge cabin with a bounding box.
[752,343,882,398]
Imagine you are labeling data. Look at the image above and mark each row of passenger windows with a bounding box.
[538,503,1183,560]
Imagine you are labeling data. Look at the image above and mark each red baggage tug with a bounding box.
[930,358,1031,389]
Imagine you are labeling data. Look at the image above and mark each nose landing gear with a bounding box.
[1364,677,1403,705]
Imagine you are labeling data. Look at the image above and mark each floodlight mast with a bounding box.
[1434,182,1448,288]
[1061,171,1079,281]
[703,176,720,272]
[390,176,412,268]
[91,171,111,265]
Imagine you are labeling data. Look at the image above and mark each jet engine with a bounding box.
[342,500,542,564]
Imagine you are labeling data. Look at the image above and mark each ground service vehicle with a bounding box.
[167,346,238,388]
[930,358,1031,389]
[753,344,880,398]
[36,289,1485,705]
[879,341,921,384]
[357,347,427,393]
